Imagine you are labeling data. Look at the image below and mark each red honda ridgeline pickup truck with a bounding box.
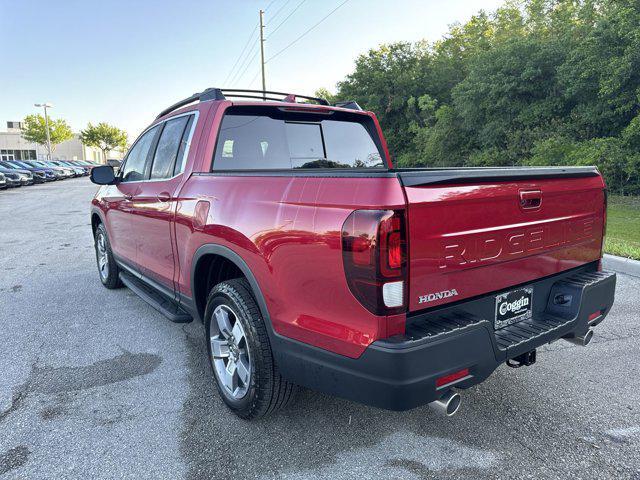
[90,88,616,419]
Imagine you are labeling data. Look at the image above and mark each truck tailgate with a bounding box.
[398,168,606,312]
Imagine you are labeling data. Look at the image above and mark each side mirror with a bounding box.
[90,165,116,185]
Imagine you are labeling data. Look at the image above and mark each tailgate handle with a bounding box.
[519,190,542,210]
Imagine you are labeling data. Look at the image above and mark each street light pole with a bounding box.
[34,103,53,160]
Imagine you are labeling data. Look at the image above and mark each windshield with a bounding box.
[12,161,32,169]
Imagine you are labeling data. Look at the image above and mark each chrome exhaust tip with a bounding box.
[429,390,461,417]
[565,328,594,347]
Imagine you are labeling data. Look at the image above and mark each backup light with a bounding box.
[382,281,404,308]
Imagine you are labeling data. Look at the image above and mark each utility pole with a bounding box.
[35,102,53,160]
[259,9,266,99]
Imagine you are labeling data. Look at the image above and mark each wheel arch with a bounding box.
[90,209,106,235]
[190,244,273,333]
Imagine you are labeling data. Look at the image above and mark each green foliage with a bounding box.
[329,0,640,195]
[314,88,337,104]
[80,123,128,163]
[21,114,73,150]
[606,196,640,260]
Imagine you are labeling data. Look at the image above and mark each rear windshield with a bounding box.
[212,107,385,170]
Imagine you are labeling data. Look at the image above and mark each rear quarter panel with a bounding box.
[175,174,406,358]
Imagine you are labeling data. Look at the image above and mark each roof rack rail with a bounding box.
[156,88,329,119]
[334,100,362,111]
[221,89,330,106]
[156,88,225,119]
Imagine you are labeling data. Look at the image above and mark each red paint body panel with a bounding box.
[174,175,406,357]
[404,176,605,311]
[92,98,607,360]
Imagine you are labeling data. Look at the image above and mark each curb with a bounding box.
[603,254,640,278]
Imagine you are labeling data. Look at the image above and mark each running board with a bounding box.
[119,271,192,323]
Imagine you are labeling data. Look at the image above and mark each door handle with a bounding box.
[124,193,134,200]
[157,191,172,202]
[519,189,542,210]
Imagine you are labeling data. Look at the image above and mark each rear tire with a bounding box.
[94,223,122,289]
[204,278,298,419]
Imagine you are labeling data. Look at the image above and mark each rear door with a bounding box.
[132,113,196,291]
[400,170,606,312]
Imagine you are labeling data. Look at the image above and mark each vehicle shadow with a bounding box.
[179,321,522,480]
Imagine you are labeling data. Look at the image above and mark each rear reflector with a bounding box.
[436,368,470,388]
[588,310,602,322]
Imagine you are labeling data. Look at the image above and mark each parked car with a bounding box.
[0,169,23,187]
[25,161,73,178]
[51,161,87,176]
[0,172,6,189]
[16,170,34,186]
[41,161,76,177]
[0,162,43,184]
[89,88,616,420]
[4,160,57,181]
[106,159,122,170]
[69,160,96,173]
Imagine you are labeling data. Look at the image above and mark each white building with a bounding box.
[0,121,124,163]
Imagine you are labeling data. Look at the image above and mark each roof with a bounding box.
[156,88,362,119]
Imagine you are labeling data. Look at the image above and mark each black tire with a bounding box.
[94,223,123,289]
[204,278,298,419]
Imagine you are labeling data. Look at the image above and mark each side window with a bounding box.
[173,115,195,176]
[149,116,190,179]
[120,126,159,182]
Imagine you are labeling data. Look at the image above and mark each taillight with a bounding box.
[341,209,407,315]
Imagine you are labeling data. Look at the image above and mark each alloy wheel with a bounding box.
[96,232,109,280]
[209,305,252,400]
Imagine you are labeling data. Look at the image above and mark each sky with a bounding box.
[0,0,504,138]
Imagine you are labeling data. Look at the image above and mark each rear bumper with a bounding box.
[273,265,616,411]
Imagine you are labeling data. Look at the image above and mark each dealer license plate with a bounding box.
[494,287,533,330]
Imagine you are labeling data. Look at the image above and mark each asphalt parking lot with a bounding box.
[1,178,639,480]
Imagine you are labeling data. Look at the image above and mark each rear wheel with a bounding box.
[205,278,298,419]
[94,223,122,289]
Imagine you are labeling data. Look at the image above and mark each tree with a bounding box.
[328,0,640,194]
[80,123,128,164]
[314,88,337,104]
[21,114,73,152]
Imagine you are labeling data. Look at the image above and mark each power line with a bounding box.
[232,48,260,85]
[248,69,261,88]
[267,0,307,39]
[269,0,292,24]
[266,0,350,63]
[265,0,278,11]
[223,24,258,85]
